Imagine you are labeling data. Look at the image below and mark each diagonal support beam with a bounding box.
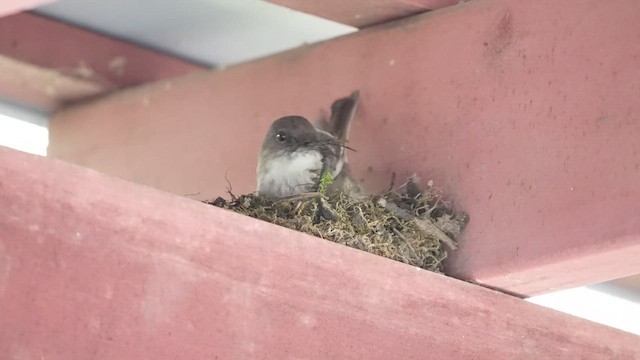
[1,145,638,359]
[0,13,205,110]
[48,0,640,296]
[268,0,459,28]
[0,54,106,110]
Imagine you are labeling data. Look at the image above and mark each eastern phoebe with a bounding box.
[257,91,360,198]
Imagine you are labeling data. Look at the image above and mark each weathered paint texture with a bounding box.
[48,0,640,295]
[0,0,55,17]
[1,146,639,359]
[268,0,458,27]
[0,13,204,109]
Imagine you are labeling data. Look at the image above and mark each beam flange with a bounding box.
[0,54,106,110]
[1,145,638,359]
[268,0,458,27]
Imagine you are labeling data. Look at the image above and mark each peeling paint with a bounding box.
[108,56,127,77]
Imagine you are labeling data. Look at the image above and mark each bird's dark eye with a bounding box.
[275,132,287,142]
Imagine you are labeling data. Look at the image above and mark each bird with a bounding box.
[257,91,360,198]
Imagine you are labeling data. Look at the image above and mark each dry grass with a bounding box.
[206,176,468,273]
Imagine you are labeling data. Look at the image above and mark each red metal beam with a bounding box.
[0,13,205,110]
[268,0,458,28]
[48,0,640,296]
[0,55,106,110]
[0,0,55,17]
[1,145,638,359]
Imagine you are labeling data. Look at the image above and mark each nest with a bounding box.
[205,176,468,273]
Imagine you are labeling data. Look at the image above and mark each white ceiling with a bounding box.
[35,0,357,67]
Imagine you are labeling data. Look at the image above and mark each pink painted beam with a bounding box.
[48,0,640,296]
[0,0,55,17]
[0,13,205,110]
[1,146,638,359]
[0,55,106,110]
[268,0,458,28]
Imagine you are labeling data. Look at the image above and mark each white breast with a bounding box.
[257,150,323,197]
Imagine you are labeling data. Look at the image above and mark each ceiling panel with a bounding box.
[35,0,356,67]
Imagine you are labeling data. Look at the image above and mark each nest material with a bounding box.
[206,176,468,273]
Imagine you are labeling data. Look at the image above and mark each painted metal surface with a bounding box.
[0,0,55,17]
[1,146,638,359]
[268,0,459,27]
[48,0,640,296]
[0,54,105,110]
[0,13,204,110]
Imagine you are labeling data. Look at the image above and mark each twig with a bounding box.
[379,199,413,220]
[386,171,397,193]
[426,197,442,216]
[413,218,458,250]
[383,177,412,196]
[224,169,236,200]
[275,192,321,202]
[392,227,419,260]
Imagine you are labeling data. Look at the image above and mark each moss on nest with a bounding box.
[205,176,468,273]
